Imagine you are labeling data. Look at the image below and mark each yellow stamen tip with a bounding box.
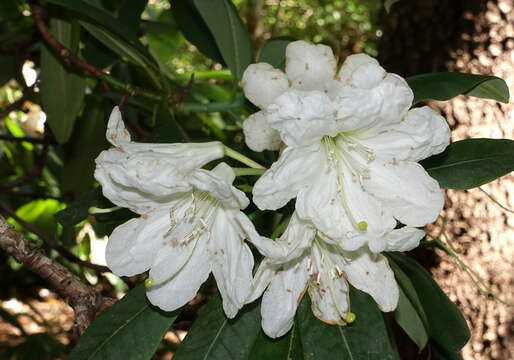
[344,312,356,323]
[357,221,368,231]
[144,278,154,288]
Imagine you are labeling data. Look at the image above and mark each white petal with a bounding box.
[146,235,211,312]
[261,256,310,338]
[106,106,131,147]
[385,227,425,252]
[267,90,338,147]
[242,111,282,152]
[209,210,254,318]
[253,145,323,211]
[189,168,249,209]
[364,160,444,227]
[357,106,450,162]
[308,245,350,324]
[285,40,336,91]
[337,54,384,89]
[341,250,399,312]
[242,63,289,108]
[246,259,275,303]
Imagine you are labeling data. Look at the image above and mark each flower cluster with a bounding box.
[94,40,450,339]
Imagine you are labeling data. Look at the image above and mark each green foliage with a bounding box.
[407,72,510,104]
[70,285,180,360]
[258,37,293,69]
[422,139,514,189]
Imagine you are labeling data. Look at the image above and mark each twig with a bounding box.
[478,187,514,213]
[172,74,195,110]
[0,202,109,274]
[0,129,51,190]
[30,3,163,103]
[0,215,103,338]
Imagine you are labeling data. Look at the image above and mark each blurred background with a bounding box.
[0,0,512,359]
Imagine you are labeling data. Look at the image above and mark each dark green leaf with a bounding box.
[193,0,252,80]
[174,295,262,360]
[387,253,470,352]
[0,54,16,87]
[40,17,85,143]
[55,188,110,228]
[69,285,179,360]
[117,0,147,35]
[430,341,463,360]
[258,37,293,69]
[152,104,189,142]
[10,333,65,360]
[394,288,429,350]
[172,0,225,64]
[421,138,514,189]
[407,72,509,104]
[296,287,399,360]
[249,325,304,360]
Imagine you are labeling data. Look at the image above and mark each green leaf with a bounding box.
[421,138,514,189]
[174,295,262,359]
[13,199,64,238]
[394,288,429,350]
[407,72,510,104]
[55,188,110,228]
[117,0,148,35]
[387,253,470,353]
[152,104,189,142]
[296,287,399,360]
[258,37,293,69]
[172,0,225,64]
[10,333,65,360]
[40,17,85,144]
[0,54,16,87]
[69,285,179,360]
[193,0,252,80]
[249,325,304,360]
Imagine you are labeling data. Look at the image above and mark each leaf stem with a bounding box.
[224,146,265,170]
[232,168,265,176]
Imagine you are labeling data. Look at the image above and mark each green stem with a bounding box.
[100,75,163,102]
[180,96,245,113]
[232,168,265,176]
[224,146,266,170]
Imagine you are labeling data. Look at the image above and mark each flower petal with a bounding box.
[106,106,131,147]
[267,90,338,147]
[253,145,323,210]
[308,245,350,324]
[208,210,254,318]
[146,234,211,312]
[364,160,444,227]
[260,256,310,338]
[242,63,289,108]
[357,106,450,162]
[246,259,275,303]
[384,227,425,252]
[341,250,399,312]
[242,111,282,152]
[285,40,336,91]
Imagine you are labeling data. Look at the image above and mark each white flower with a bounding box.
[95,107,257,318]
[243,41,450,252]
[247,213,421,338]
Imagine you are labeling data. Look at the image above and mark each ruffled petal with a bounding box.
[285,40,337,91]
[308,244,350,324]
[341,250,399,312]
[364,160,444,227]
[260,256,310,338]
[246,259,275,303]
[242,63,289,108]
[146,234,211,312]
[384,227,425,252]
[267,90,338,147]
[189,164,249,210]
[242,111,282,152]
[106,106,131,147]
[253,145,323,210]
[209,210,254,318]
[357,106,450,162]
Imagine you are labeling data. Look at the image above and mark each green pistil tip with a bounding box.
[144,278,154,288]
[357,221,368,231]
[344,312,356,323]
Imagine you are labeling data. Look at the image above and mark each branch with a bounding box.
[0,202,109,274]
[0,215,103,338]
[30,3,163,103]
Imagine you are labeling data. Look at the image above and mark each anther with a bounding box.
[344,312,356,323]
[357,221,368,232]
[144,277,154,288]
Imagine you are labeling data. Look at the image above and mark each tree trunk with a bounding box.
[379,1,514,359]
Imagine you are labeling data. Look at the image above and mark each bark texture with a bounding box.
[379,1,514,359]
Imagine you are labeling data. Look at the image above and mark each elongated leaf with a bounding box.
[394,288,429,350]
[421,138,514,189]
[407,72,509,104]
[173,295,262,359]
[69,285,179,360]
[258,37,293,69]
[249,324,304,360]
[193,0,252,80]
[173,0,224,64]
[152,103,189,142]
[40,17,85,143]
[387,253,470,353]
[296,287,399,360]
